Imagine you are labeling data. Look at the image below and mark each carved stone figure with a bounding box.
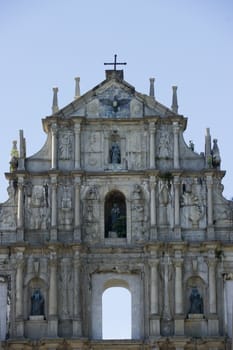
[59,133,72,160]
[110,142,121,164]
[212,139,221,168]
[111,203,120,231]
[159,180,172,226]
[181,186,204,228]
[31,290,44,316]
[60,186,73,228]
[189,287,203,314]
[158,131,171,158]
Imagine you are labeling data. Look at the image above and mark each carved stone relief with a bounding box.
[131,184,148,241]
[158,180,173,226]
[98,86,130,118]
[0,186,17,229]
[181,178,205,228]
[82,185,100,243]
[157,128,172,158]
[58,130,73,160]
[59,259,72,318]
[213,178,232,225]
[25,185,50,230]
[58,183,73,230]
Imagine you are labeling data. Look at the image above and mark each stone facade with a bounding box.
[0,69,232,349]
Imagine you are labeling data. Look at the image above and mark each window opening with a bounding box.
[102,287,131,339]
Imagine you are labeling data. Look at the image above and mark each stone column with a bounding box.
[174,258,184,335]
[208,259,217,314]
[207,250,219,336]
[149,122,155,169]
[16,175,24,241]
[48,251,58,337]
[15,248,25,337]
[74,122,81,169]
[174,176,180,226]
[150,176,157,239]
[74,176,81,241]
[50,175,57,241]
[173,122,180,169]
[161,254,172,335]
[206,174,214,239]
[149,259,160,336]
[51,123,58,170]
[73,250,82,337]
[174,176,181,239]
[175,259,183,314]
[207,175,213,225]
[61,258,70,319]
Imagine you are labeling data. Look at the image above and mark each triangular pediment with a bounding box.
[53,74,177,119]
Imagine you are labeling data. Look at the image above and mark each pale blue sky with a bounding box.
[0,0,233,203]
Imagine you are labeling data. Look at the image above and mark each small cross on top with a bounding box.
[104,54,127,71]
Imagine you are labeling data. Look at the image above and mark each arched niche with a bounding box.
[24,277,47,320]
[185,276,206,316]
[109,133,121,164]
[102,284,131,339]
[104,191,126,238]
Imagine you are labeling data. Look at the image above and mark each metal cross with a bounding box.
[104,54,127,70]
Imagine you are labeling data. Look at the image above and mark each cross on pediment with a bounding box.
[104,54,127,71]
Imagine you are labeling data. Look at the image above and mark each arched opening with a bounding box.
[102,287,131,339]
[104,191,126,238]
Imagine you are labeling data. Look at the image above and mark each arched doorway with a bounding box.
[102,287,131,339]
[104,191,126,238]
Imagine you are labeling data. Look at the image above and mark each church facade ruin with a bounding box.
[0,64,233,349]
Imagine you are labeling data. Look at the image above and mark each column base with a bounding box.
[174,226,181,240]
[73,227,81,242]
[150,226,157,240]
[16,319,24,337]
[149,314,160,336]
[48,318,58,337]
[208,317,219,336]
[174,316,184,335]
[72,318,82,337]
[16,228,24,242]
[207,226,215,240]
[50,227,57,241]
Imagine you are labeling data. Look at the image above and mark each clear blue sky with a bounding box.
[0,0,232,339]
[0,0,233,200]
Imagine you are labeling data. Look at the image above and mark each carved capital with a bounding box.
[149,122,156,133]
[149,259,160,268]
[173,121,179,134]
[173,259,183,268]
[74,123,81,133]
[223,273,233,280]
[51,122,58,134]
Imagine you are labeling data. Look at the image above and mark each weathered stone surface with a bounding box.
[0,69,232,349]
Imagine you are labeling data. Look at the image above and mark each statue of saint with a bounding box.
[110,142,121,164]
[189,287,203,314]
[31,289,44,316]
[111,203,120,231]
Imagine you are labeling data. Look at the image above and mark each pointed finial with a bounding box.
[52,87,59,114]
[205,128,212,167]
[74,77,80,99]
[171,86,178,113]
[149,78,155,98]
